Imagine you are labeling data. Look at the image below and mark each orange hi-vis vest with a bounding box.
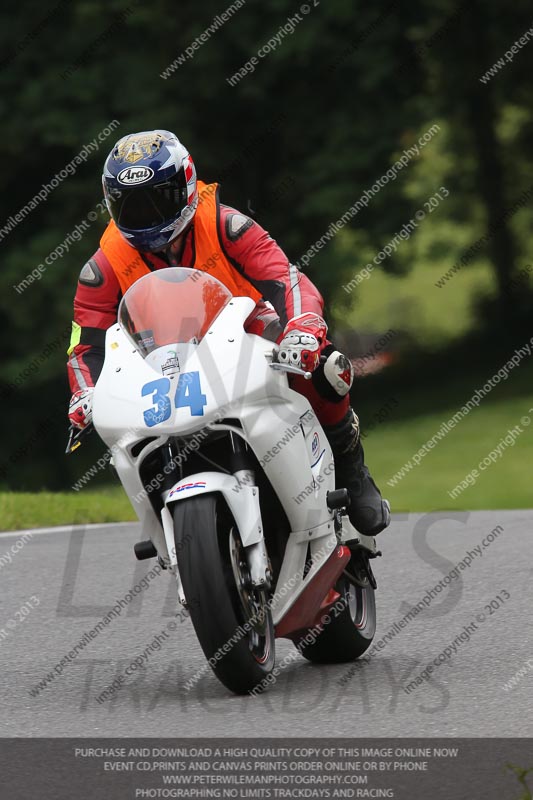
[100,180,262,302]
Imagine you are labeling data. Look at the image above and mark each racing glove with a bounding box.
[68,388,94,429]
[277,313,328,372]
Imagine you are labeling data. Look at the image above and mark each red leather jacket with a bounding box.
[67,204,324,393]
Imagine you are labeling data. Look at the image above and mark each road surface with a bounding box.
[1,510,531,737]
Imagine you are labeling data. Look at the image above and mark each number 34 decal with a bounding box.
[141,372,207,427]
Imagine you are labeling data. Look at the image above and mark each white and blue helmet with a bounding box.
[102,130,198,252]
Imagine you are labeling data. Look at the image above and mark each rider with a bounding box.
[67,130,390,536]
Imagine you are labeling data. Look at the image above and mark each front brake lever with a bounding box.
[65,423,93,454]
[269,362,312,380]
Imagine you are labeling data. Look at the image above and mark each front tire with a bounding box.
[173,493,275,694]
[297,554,376,663]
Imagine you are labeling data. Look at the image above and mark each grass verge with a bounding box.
[365,392,533,512]
[0,487,135,532]
[2,375,532,528]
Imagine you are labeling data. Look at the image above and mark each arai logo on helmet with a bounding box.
[117,166,154,185]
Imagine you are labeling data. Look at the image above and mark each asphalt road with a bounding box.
[1,511,532,737]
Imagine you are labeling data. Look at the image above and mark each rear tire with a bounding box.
[297,554,376,663]
[173,493,275,694]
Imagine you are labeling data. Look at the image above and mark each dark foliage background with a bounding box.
[1,0,532,490]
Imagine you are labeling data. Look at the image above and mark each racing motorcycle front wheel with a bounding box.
[172,493,275,695]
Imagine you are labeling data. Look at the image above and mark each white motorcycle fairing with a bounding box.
[92,268,376,633]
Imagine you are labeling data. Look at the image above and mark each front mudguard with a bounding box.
[164,471,268,587]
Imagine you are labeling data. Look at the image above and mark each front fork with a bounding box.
[229,432,271,590]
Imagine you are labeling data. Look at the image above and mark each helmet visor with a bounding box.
[108,172,187,230]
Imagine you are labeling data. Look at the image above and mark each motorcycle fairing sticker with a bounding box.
[310,449,326,469]
[141,371,207,427]
[169,481,207,497]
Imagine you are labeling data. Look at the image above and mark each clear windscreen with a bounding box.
[118,267,232,357]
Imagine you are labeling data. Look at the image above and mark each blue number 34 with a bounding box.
[141,372,207,427]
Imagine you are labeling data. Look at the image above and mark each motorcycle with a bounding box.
[68,266,381,695]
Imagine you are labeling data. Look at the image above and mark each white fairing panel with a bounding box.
[92,276,376,615]
[93,297,336,535]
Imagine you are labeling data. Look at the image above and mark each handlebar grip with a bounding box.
[65,422,93,454]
